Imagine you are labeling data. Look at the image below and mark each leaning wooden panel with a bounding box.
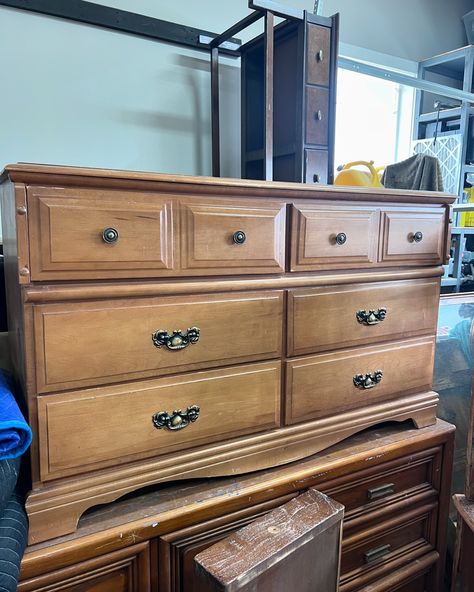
[193,488,343,592]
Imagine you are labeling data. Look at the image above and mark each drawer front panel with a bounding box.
[291,206,379,271]
[181,201,286,273]
[304,149,328,184]
[34,291,283,393]
[341,504,436,577]
[286,337,434,424]
[38,361,281,479]
[305,86,329,145]
[28,187,174,280]
[380,210,445,264]
[324,451,439,518]
[288,278,440,356]
[17,543,151,592]
[306,23,331,86]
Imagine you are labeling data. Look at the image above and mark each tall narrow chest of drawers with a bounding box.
[0,164,454,545]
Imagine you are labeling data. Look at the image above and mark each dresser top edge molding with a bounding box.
[1,163,456,205]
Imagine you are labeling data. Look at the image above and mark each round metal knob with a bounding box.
[315,110,323,121]
[335,232,347,245]
[232,230,246,245]
[412,231,423,243]
[102,227,119,244]
[313,173,320,183]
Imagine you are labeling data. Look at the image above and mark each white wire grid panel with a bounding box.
[412,135,462,196]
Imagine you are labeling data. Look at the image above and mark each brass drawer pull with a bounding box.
[102,227,119,244]
[232,230,246,244]
[364,544,391,564]
[367,483,395,500]
[152,405,200,431]
[315,109,323,121]
[353,370,383,389]
[409,231,423,243]
[356,308,387,325]
[316,49,324,62]
[152,327,200,351]
[335,232,347,245]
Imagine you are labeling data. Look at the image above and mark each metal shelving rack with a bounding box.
[414,46,474,292]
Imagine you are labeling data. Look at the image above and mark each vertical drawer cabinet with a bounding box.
[18,421,455,592]
[0,164,454,545]
[241,12,338,184]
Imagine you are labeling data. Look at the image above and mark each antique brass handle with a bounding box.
[102,227,119,244]
[410,231,423,243]
[335,232,347,245]
[353,370,383,389]
[151,327,200,351]
[152,405,200,431]
[232,230,246,245]
[315,110,323,121]
[367,483,395,500]
[364,544,391,564]
[316,49,324,62]
[356,308,387,325]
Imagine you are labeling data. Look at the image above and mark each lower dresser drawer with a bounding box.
[322,449,441,529]
[37,361,281,480]
[340,502,437,592]
[33,291,283,393]
[285,336,435,424]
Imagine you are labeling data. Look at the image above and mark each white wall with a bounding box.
[0,0,471,179]
[322,0,472,62]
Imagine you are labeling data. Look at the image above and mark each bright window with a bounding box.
[334,68,415,175]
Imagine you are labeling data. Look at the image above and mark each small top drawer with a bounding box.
[181,200,286,274]
[380,209,445,264]
[28,187,174,281]
[306,23,331,87]
[291,205,379,271]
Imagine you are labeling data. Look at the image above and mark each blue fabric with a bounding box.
[0,371,31,460]
[0,494,28,592]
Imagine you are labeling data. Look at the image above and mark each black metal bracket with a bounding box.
[0,0,242,55]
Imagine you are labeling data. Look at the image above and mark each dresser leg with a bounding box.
[411,407,438,429]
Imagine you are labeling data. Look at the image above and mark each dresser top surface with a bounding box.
[1,163,456,205]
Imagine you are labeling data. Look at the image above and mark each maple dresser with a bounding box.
[0,164,454,547]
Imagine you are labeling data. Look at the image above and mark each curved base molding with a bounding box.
[26,391,438,544]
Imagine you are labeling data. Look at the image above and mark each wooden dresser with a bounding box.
[0,164,454,546]
[18,421,455,592]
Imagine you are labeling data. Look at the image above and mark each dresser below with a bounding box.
[18,420,455,592]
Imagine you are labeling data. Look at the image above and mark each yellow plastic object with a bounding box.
[334,160,384,188]
[460,187,474,227]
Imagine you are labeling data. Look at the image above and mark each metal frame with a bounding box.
[0,0,242,55]
[339,56,474,104]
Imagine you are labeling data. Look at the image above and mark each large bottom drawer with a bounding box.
[37,361,281,481]
[285,336,435,424]
[340,502,437,592]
